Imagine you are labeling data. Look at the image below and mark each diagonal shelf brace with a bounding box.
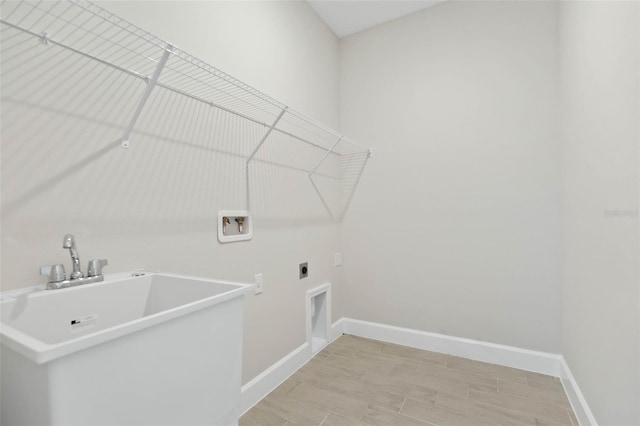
[338,150,372,219]
[309,174,336,221]
[121,45,173,149]
[308,136,343,219]
[308,136,343,177]
[245,106,288,211]
[246,106,288,167]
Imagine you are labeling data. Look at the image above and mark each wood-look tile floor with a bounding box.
[240,335,579,426]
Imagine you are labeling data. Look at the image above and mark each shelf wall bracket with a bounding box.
[39,31,50,46]
[120,45,173,149]
[245,106,288,167]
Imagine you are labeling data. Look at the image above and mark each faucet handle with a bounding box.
[40,264,66,283]
[87,259,108,277]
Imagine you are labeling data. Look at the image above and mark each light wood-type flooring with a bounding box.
[240,334,578,426]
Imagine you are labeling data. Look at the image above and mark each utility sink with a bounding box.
[0,271,253,426]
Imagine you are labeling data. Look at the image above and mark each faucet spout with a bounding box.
[63,234,83,279]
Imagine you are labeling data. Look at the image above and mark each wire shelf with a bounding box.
[0,0,370,220]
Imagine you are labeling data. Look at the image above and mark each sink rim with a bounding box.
[0,271,254,364]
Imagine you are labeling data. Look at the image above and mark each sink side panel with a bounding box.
[47,297,244,426]
[1,346,53,425]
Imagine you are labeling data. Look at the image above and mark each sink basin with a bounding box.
[1,271,253,426]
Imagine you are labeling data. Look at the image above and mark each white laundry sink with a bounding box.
[0,271,253,426]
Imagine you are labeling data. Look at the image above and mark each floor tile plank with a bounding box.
[362,406,435,426]
[240,404,288,426]
[445,356,528,385]
[381,342,448,366]
[401,397,467,426]
[498,379,571,409]
[286,381,370,420]
[468,389,573,425]
[321,412,368,426]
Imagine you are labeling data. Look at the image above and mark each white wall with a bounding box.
[0,0,341,383]
[339,1,563,353]
[559,1,640,424]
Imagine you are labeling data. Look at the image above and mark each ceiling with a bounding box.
[307,0,447,38]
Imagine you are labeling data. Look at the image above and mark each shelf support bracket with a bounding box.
[339,151,371,219]
[307,136,343,220]
[309,175,336,221]
[245,106,288,166]
[39,32,50,46]
[245,106,288,211]
[121,46,173,149]
[308,136,342,177]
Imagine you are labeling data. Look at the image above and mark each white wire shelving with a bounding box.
[0,0,371,220]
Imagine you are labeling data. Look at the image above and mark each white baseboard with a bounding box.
[330,317,346,341]
[238,320,344,416]
[239,317,596,426]
[238,342,310,416]
[559,357,598,426]
[340,318,562,376]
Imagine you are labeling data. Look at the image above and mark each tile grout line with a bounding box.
[317,412,331,426]
[396,408,439,425]
[375,401,435,425]
[399,396,408,412]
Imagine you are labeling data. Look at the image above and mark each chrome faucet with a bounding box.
[41,234,108,290]
[63,234,83,279]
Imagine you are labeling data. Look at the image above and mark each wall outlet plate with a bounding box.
[299,262,308,279]
[254,273,263,295]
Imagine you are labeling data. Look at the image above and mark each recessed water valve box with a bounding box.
[218,210,252,243]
